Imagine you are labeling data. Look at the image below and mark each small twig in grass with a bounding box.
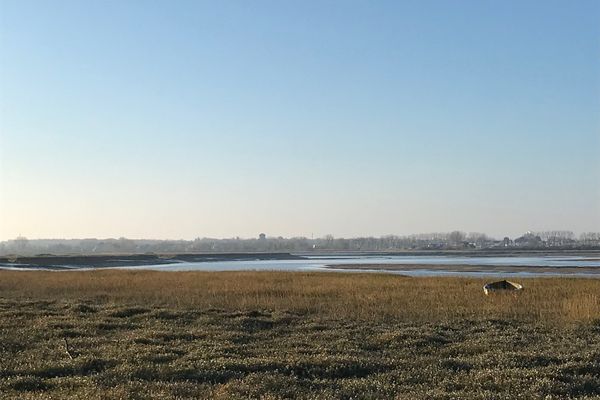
[63,337,74,359]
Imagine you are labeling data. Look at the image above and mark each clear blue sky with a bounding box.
[1,0,599,240]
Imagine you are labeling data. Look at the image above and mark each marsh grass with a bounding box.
[1,271,599,399]
[0,270,599,323]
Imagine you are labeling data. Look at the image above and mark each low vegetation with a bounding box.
[0,271,599,399]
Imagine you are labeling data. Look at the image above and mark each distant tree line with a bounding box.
[1,231,599,256]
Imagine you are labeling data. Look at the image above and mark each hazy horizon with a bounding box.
[1,0,599,241]
[0,229,596,244]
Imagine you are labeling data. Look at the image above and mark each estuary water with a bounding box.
[109,255,600,277]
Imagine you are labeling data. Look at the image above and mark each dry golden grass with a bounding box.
[1,270,599,323]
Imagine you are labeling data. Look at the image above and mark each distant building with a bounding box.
[259,233,266,240]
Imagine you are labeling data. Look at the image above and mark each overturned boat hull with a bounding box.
[483,280,523,295]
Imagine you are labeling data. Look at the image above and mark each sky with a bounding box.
[0,0,599,240]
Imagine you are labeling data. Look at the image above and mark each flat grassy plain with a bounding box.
[1,271,599,399]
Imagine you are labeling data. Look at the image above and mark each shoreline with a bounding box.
[1,249,600,272]
[325,263,600,275]
[0,252,305,269]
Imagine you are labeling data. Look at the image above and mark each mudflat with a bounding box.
[326,263,600,275]
[0,252,303,269]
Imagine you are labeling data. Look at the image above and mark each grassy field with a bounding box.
[0,270,599,399]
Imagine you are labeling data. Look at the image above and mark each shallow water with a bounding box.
[102,255,600,277]
[2,255,600,277]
